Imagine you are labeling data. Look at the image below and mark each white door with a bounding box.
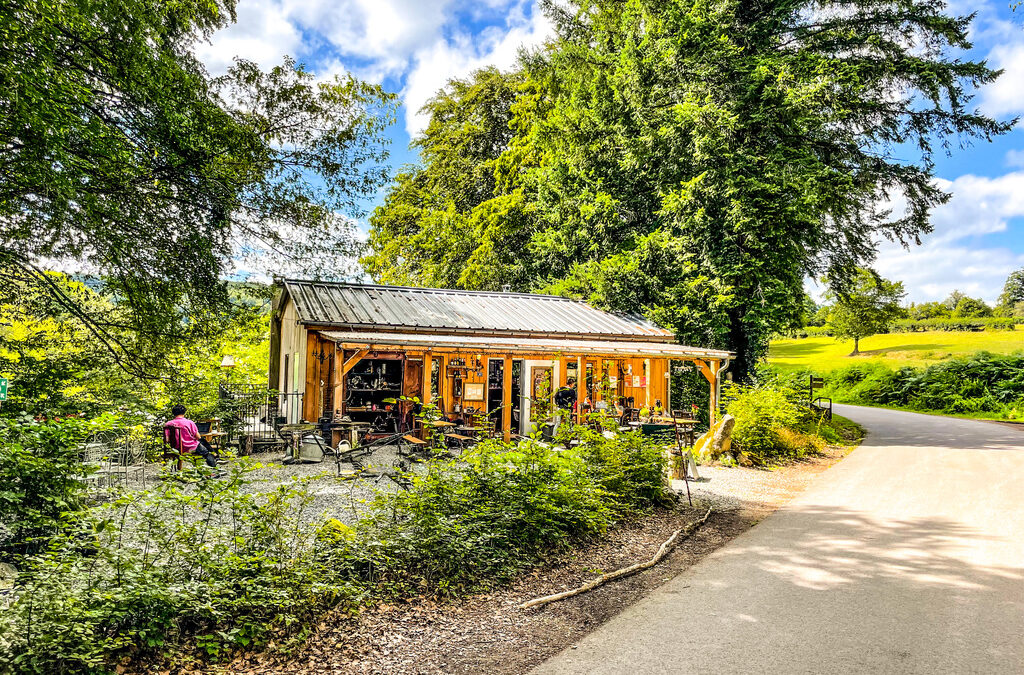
[521,360,559,436]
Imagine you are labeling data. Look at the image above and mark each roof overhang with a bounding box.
[319,330,732,361]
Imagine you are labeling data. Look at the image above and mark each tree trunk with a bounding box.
[849,336,860,356]
[727,311,753,383]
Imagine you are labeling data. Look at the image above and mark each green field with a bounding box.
[769,327,1024,372]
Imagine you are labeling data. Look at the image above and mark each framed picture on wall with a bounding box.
[464,382,485,400]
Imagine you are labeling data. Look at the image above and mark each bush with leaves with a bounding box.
[1,429,675,672]
[719,378,849,464]
[0,414,107,562]
[359,439,616,596]
[821,352,1024,418]
[0,460,363,673]
[573,426,674,515]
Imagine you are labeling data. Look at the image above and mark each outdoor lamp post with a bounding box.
[220,355,236,384]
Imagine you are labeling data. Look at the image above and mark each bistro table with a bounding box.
[427,420,456,428]
[200,430,227,451]
[653,415,698,447]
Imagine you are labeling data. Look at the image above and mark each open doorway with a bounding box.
[520,360,557,435]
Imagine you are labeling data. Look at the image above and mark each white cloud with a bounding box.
[1005,149,1024,168]
[194,0,303,74]
[979,39,1024,120]
[873,172,1024,304]
[402,5,552,135]
[196,0,551,135]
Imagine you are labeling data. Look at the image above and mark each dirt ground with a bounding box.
[215,445,851,675]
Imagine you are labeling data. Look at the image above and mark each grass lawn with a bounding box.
[769,327,1024,373]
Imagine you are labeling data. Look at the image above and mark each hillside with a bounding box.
[769,327,1024,372]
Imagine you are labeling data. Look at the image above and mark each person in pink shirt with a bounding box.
[164,404,220,468]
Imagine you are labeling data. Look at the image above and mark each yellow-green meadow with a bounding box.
[769,327,1024,373]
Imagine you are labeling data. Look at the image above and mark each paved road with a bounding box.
[533,405,1024,674]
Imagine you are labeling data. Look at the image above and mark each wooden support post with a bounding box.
[303,333,319,422]
[437,354,447,415]
[666,359,672,412]
[422,352,432,404]
[576,356,586,425]
[645,358,651,409]
[595,359,604,405]
[502,356,513,442]
[332,343,344,416]
[708,359,720,427]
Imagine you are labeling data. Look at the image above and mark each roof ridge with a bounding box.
[281,278,586,302]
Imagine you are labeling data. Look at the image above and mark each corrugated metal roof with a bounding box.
[282,279,675,341]
[319,331,732,360]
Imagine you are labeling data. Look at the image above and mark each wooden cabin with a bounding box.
[268,279,732,441]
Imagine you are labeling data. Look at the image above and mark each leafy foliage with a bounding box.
[822,352,1024,419]
[0,273,271,420]
[1,0,395,372]
[366,0,1009,379]
[825,269,906,354]
[890,317,1017,332]
[0,426,673,671]
[0,460,363,673]
[721,375,859,464]
[0,415,100,561]
[998,268,1024,317]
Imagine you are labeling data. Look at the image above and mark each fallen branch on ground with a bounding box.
[519,506,713,610]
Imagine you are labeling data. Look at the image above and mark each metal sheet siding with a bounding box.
[282,280,675,339]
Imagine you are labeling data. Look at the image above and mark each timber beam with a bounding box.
[341,348,369,376]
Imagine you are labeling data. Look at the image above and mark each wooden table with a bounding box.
[200,430,227,450]
[331,421,369,448]
[428,420,456,428]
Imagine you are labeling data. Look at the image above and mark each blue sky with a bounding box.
[197,0,1024,304]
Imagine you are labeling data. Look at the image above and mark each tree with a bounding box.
[826,270,906,355]
[364,67,533,289]
[998,268,1024,315]
[943,290,968,311]
[907,301,951,320]
[0,273,271,418]
[366,0,1009,380]
[951,296,992,318]
[1,0,396,375]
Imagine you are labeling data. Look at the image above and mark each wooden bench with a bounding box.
[397,433,429,457]
[444,433,474,449]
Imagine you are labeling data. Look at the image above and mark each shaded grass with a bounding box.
[769,327,1024,373]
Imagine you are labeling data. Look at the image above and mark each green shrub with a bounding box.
[725,386,806,463]
[0,461,362,673]
[0,414,103,561]
[821,352,1024,417]
[358,436,669,596]
[1,431,675,672]
[890,317,1017,332]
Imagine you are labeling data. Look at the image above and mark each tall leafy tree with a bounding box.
[367,0,1009,380]
[364,67,534,288]
[826,269,906,355]
[1,0,395,376]
[998,267,1024,316]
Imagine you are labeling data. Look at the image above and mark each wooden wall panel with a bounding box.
[303,332,319,422]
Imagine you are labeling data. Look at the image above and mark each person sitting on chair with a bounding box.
[164,404,220,469]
